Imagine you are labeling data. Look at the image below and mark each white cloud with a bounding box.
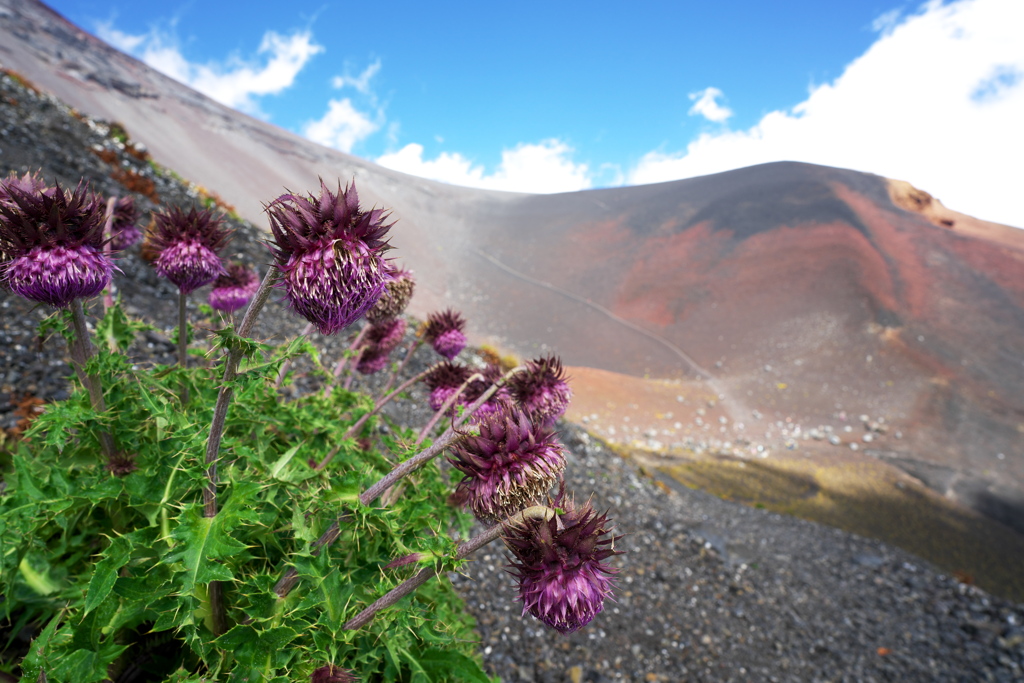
[302,98,380,153]
[688,87,733,123]
[95,22,322,116]
[331,60,381,93]
[377,139,592,194]
[629,0,1024,227]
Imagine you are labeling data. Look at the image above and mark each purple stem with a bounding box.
[342,506,555,630]
[314,367,432,471]
[414,373,482,446]
[380,337,422,396]
[101,196,116,313]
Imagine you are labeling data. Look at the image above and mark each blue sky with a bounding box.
[48,0,1024,226]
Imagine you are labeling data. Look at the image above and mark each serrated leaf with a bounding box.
[84,535,132,614]
[269,443,303,480]
[416,647,492,683]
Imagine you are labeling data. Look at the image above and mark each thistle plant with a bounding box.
[423,308,467,359]
[148,205,231,379]
[266,179,393,335]
[365,266,414,324]
[448,405,567,524]
[0,176,621,682]
[508,355,573,426]
[109,196,141,250]
[504,496,620,634]
[0,178,112,308]
[424,360,473,411]
[208,261,260,313]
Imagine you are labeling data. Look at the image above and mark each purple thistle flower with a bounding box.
[423,309,467,360]
[208,262,260,313]
[311,664,357,683]
[149,205,231,294]
[0,171,50,206]
[448,405,567,524]
[354,317,407,375]
[423,361,472,412]
[504,499,620,635]
[0,177,113,307]
[366,266,415,324]
[109,196,141,250]
[508,356,572,427]
[266,180,394,335]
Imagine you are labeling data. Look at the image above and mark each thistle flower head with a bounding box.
[423,309,467,360]
[504,498,620,634]
[208,262,260,313]
[0,177,113,307]
[149,205,231,293]
[448,405,566,524]
[423,361,472,411]
[508,356,572,427]
[311,665,357,683]
[109,196,141,250]
[364,316,406,353]
[266,180,394,335]
[0,171,50,206]
[366,266,415,324]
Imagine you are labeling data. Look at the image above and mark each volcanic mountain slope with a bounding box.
[2,0,1023,533]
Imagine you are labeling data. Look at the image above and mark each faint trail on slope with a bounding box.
[472,248,713,381]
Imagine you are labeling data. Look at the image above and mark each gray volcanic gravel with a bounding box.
[2,66,1024,683]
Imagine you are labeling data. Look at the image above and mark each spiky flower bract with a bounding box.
[110,196,141,250]
[423,361,472,411]
[208,262,260,313]
[149,205,231,293]
[504,499,620,634]
[508,356,572,427]
[423,309,467,360]
[311,664,357,683]
[448,406,566,524]
[266,180,394,335]
[0,177,113,307]
[366,266,415,324]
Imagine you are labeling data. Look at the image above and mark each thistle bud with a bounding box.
[148,205,231,293]
[208,262,260,313]
[266,180,394,335]
[0,177,113,307]
[311,665,357,683]
[109,196,141,250]
[503,499,620,634]
[423,361,472,411]
[508,356,572,427]
[448,406,566,524]
[366,266,414,324]
[423,309,467,360]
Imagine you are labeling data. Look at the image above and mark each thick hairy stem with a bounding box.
[342,506,555,630]
[325,325,369,395]
[414,373,482,446]
[177,290,190,404]
[200,265,278,637]
[381,337,422,396]
[69,299,116,461]
[102,196,116,313]
[315,367,431,471]
[358,369,518,506]
[274,321,314,389]
[203,265,279,517]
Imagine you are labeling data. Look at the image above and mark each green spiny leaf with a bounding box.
[84,535,132,614]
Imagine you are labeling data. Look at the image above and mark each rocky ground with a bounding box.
[2,68,1024,682]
